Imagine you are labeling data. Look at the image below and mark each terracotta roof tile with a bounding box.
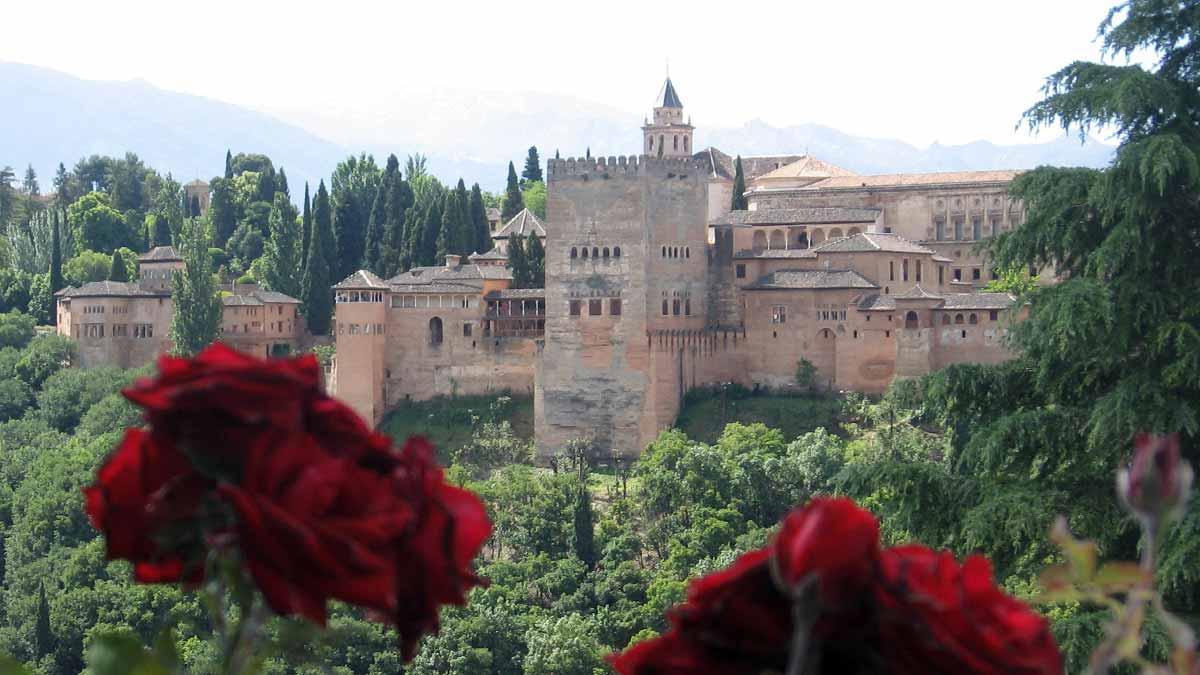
[746,269,877,290]
[814,232,934,254]
[714,207,880,226]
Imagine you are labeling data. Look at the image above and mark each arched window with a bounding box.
[905,311,919,329]
[592,247,599,258]
[685,247,690,259]
[648,137,653,152]
[954,314,964,325]
[830,228,844,239]
[429,317,443,346]
[603,247,610,258]
[582,247,589,258]
[570,247,578,258]
[752,230,767,252]
[659,135,664,151]
[673,135,679,150]
[613,247,621,257]
[662,245,667,257]
[769,230,785,250]
[968,313,978,325]
[683,136,689,152]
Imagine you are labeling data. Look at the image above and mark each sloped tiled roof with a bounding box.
[754,156,857,182]
[56,281,164,298]
[390,282,485,294]
[222,294,263,306]
[469,248,508,261]
[333,270,389,290]
[386,261,513,290]
[253,290,301,304]
[485,289,545,300]
[693,148,808,181]
[940,293,1015,310]
[814,232,935,255]
[714,207,880,226]
[486,207,501,221]
[138,245,182,262]
[800,170,1021,191]
[222,288,301,306]
[493,209,546,239]
[733,249,818,260]
[894,285,944,300]
[746,269,877,291]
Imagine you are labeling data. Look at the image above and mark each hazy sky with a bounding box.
[1,0,1125,146]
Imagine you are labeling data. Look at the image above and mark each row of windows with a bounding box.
[391,295,475,309]
[84,305,105,314]
[336,291,386,303]
[660,245,691,260]
[224,321,292,334]
[662,298,692,316]
[140,269,175,280]
[767,309,1000,324]
[933,215,1021,241]
[569,246,622,260]
[75,323,154,339]
[338,323,387,335]
[569,299,622,317]
[647,134,690,153]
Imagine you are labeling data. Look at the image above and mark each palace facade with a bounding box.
[332,78,1025,457]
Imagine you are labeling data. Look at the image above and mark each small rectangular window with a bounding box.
[736,264,746,279]
[954,268,962,281]
[672,299,681,316]
[771,305,786,324]
[610,299,622,316]
[463,323,473,337]
[569,300,581,316]
[589,299,602,316]
[972,268,981,281]
[662,299,669,316]
[989,310,999,321]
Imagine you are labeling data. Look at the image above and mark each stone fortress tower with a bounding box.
[642,78,694,158]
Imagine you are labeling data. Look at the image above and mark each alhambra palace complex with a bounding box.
[56,78,1026,457]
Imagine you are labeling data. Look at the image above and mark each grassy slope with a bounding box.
[674,393,843,443]
[377,394,534,456]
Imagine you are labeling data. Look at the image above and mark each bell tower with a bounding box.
[642,77,694,158]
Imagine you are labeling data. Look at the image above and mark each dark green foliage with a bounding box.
[0,377,32,422]
[36,366,132,432]
[525,232,545,288]
[731,156,748,211]
[365,155,416,277]
[412,199,443,268]
[67,192,136,254]
[0,311,36,349]
[469,183,491,256]
[0,269,33,314]
[301,182,312,265]
[223,150,233,180]
[49,215,62,296]
[26,274,52,326]
[35,581,52,658]
[107,251,127,282]
[572,483,596,570]
[501,162,524,221]
[15,335,73,389]
[207,178,237,248]
[301,181,334,334]
[262,194,301,298]
[435,191,460,261]
[151,214,171,247]
[507,235,529,288]
[454,179,472,255]
[331,154,382,280]
[168,219,220,356]
[522,146,543,184]
[275,167,289,198]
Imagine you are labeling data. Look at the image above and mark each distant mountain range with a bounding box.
[1,61,1115,195]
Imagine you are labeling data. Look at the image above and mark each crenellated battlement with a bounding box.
[547,155,705,181]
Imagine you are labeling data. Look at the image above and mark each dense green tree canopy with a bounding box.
[168,218,220,356]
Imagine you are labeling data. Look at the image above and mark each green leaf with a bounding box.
[88,633,172,675]
[0,655,36,675]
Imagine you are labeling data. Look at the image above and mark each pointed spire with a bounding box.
[660,77,683,109]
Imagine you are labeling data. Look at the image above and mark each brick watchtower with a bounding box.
[642,78,694,158]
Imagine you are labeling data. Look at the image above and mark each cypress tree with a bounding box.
[731,156,748,210]
[153,213,172,247]
[416,199,443,267]
[507,235,529,288]
[384,178,415,275]
[189,195,201,218]
[364,157,400,274]
[301,181,334,334]
[526,231,545,288]
[108,250,128,282]
[224,150,233,180]
[522,146,543,183]
[301,182,312,264]
[586,147,591,160]
[555,149,561,160]
[208,178,237,248]
[454,179,472,255]
[35,581,52,659]
[275,167,290,198]
[573,481,596,570]
[169,218,221,355]
[501,162,524,221]
[469,183,491,254]
[49,212,62,293]
[436,191,459,261]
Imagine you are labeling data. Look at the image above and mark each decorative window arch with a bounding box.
[829,228,844,239]
[613,246,621,257]
[429,317,443,345]
[570,247,578,258]
[941,314,951,325]
[661,245,667,258]
[954,313,964,325]
[673,135,679,150]
[582,247,589,258]
[968,313,978,325]
[648,136,653,152]
[602,247,610,258]
[683,136,689,152]
[905,311,919,329]
[592,247,599,258]
[685,247,690,259]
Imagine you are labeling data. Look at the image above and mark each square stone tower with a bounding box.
[536,154,709,458]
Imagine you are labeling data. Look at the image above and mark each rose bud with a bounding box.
[1118,433,1194,523]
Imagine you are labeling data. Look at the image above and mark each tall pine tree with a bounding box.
[522,146,543,183]
[275,167,290,198]
[301,181,334,334]
[35,581,52,659]
[108,250,128,282]
[301,182,312,264]
[363,156,400,274]
[501,162,524,221]
[169,218,221,355]
[507,235,529,288]
[208,178,237,248]
[49,212,62,294]
[224,150,233,180]
[413,199,443,268]
[263,193,302,298]
[731,156,748,211]
[454,179,472,255]
[526,231,545,288]
[437,191,461,261]
[469,183,491,254]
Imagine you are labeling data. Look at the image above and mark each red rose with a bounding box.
[388,437,492,660]
[219,428,415,625]
[1120,432,1193,520]
[773,497,880,605]
[876,545,1063,675]
[83,428,209,583]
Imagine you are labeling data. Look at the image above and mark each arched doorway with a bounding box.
[752,230,767,252]
[794,230,809,249]
[769,229,786,250]
[904,311,919,329]
[429,317,443,345]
